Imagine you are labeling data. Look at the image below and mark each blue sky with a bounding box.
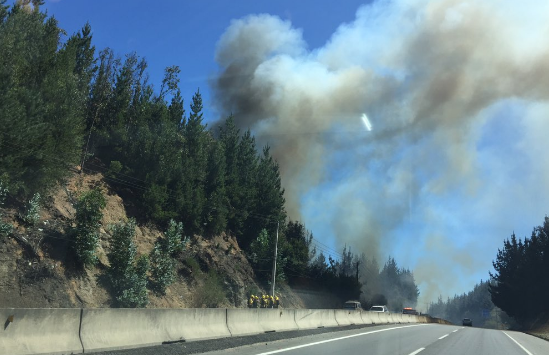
[32,0,549,308]
[39,0,370,123]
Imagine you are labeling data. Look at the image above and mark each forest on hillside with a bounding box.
[0,1,420,308]
[427,281,513,329]
[489,216,549,327]
[427,216,549,328]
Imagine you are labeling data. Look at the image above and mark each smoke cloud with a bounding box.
[212,0,549,304]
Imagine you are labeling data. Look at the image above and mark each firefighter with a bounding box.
[269,295,275,308]
[261,295,267,308]
[248,295,254,308]
[254,295,259,308]
[274,296,280,308]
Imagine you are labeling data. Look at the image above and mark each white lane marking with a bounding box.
[452,330,458,333]
[408,348,425,355]
[254,324,427,355]
[503,332,534,355]
[438,334,449,339]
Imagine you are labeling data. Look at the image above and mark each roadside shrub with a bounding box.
[150,244,175,295]
[22,193,40,226]
[107,219,149,307]
[73,189,106,267]
[0,179,8,205]
[117,255,149,308]
[0,222,12,239]
[194,270,226,308]
[0,179,13,239]
[164,219,186,256]
[149,219,188,294]
[107,161,122,179]
[183,257,201,275]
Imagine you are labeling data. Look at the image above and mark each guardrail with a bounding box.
[0,308,442,355]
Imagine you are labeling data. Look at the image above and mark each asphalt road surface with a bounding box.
[202,324,549,355]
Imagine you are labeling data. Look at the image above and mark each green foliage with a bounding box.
[429,281,498,328]
[107,219,149,307]
[0,177,12,239]
[149,245,175,295]
[179,90,208,235]
[117,255,149,308]
[0,6,89,195]
[379,257,419,310]
[194,270,226,308]
[250,228,286,283]
[203,139,228,236]
[22,193,40,226]
[183,257,201,275]
[149,219,187,294]
[107,161,122,178]
[490,217,549,325]
[283,221,312,273]
[0,178,8,205]
[73,188,106,267]
[0,222,12,239]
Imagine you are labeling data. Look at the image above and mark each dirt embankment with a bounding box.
[0,170,335,309]
[524,313,549,341]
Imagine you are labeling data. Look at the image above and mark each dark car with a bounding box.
[462,318,473,326]
[344,301,363,311]
[402,307,419,315]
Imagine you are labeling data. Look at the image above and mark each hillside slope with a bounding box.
[0,170,337,309]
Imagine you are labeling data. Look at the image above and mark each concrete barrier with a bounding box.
[367,311,380,324]
[294,309,338,329]
[392,313,404,324]
[334,310,364,326]
[360,311,374,325]
[80,308,230,353]
[226,309,298,336]
[0,308,82,355]
[334,310,351,326]
[3,307,450,355]
[377,312,390,324]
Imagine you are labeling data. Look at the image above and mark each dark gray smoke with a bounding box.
[212,0,549,304]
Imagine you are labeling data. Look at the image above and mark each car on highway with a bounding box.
[462,318,473,326]
[343,301,363,310]
[369,305,389,313]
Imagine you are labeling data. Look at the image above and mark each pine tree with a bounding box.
[234,130,259,247]
[179,90,208,234]
[203,138,228,236]
[0,5,86,194]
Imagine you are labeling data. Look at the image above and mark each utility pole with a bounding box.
[270,222,279,297]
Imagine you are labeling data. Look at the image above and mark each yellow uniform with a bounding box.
[248,295,254,308]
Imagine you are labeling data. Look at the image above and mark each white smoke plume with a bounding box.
[212,0,549,303]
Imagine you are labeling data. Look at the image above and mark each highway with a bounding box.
[201,324,549,355]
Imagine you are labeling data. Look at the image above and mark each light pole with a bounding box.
[270,221,279,297]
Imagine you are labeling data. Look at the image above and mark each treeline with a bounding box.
[429,216,549,328]
[0,1,419,307]
[357,256,419,311]
[490,216,549,325]
[427,281,506,328]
